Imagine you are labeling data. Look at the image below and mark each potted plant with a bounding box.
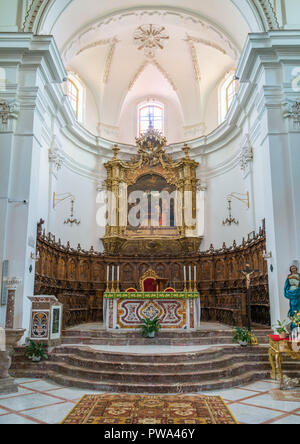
[25,340,48,363]
[141,317,161,338]
[233,327,252,347]
[274,320,289,339]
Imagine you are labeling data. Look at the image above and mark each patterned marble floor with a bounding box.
[0,379,299,424]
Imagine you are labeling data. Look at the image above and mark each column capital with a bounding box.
[283,101,300,128]
[5,278,22,291]
[0,100,19,132]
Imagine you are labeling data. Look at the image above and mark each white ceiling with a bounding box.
[51,0,250,138]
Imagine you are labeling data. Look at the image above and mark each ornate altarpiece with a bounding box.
[102,129,202,256]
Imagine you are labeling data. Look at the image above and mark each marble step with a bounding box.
[10,368,292,393]
[47,352,271,373]
[62,329,271,339]
[9,359,281,384]
[61,336,270,346]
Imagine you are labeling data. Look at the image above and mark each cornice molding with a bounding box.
[254,0,280,30]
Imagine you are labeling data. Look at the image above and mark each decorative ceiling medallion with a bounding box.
[134,24,169,59]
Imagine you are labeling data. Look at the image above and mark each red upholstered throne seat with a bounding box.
[139,268,160,292]
[143,278,158,292]
[164,288,175,293]
[126,288,137,293]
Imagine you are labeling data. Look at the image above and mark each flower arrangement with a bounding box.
[273,320,289,338]
[291,312,300,327]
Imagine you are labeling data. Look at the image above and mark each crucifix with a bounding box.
[238,263,259,331]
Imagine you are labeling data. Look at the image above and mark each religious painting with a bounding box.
[127,174,176,232]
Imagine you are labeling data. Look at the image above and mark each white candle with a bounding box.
[117,266,120,281]
[194,266,197,282]
[189,266,192,281]
[107,265,109,281]
[112,266,115,283]
[183,266,186,282]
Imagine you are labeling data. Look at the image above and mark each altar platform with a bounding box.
[104,291,201,332]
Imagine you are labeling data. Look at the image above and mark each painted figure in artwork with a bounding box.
[284,265,300,317]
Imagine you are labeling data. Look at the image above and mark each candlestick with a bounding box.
[194,266,197,292]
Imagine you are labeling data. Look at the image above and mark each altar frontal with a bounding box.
[104,268,200,331]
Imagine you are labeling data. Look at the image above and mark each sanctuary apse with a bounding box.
[1,0,300,425]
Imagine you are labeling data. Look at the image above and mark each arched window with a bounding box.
[67,78,79,117]
[219,74,238,124]
[138,101,164,136]
[67,73,85,123]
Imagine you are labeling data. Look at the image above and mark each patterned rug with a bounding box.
[62,394,237,424]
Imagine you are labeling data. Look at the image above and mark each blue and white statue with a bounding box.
[284,265,300,318]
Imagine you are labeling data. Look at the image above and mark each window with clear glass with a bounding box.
[219,75,238,124]
[67,79,79,118]
[226,80,236,113]
[138,102,164,135]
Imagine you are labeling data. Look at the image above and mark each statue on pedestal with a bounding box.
[284,265,300,318]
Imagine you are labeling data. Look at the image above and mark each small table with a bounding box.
[268,335,300,382]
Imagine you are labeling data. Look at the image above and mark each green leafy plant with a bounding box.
[233,327,252,345]
[274,320,289,335]
[141,317,161,338]
[25,340,48,362]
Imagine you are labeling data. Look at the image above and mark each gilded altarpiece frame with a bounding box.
[102,129,202,256]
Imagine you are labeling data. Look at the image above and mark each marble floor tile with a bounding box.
[52,387,105,401]
[0,414,38,425]
[0,393,62,411]
[271,414,300,425]
[20,380,64,392]
[24,402,76,424]
[244,393,300,412]
[229,403,281,425]
[239,381,279,393]
[200,388,257,401]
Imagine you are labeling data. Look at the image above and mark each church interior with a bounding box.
[0,0,300,426]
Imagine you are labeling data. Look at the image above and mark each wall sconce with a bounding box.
[222,198,239,226]
[30,251,40,262]
[228,192,250,209]
[53,192,81,226]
